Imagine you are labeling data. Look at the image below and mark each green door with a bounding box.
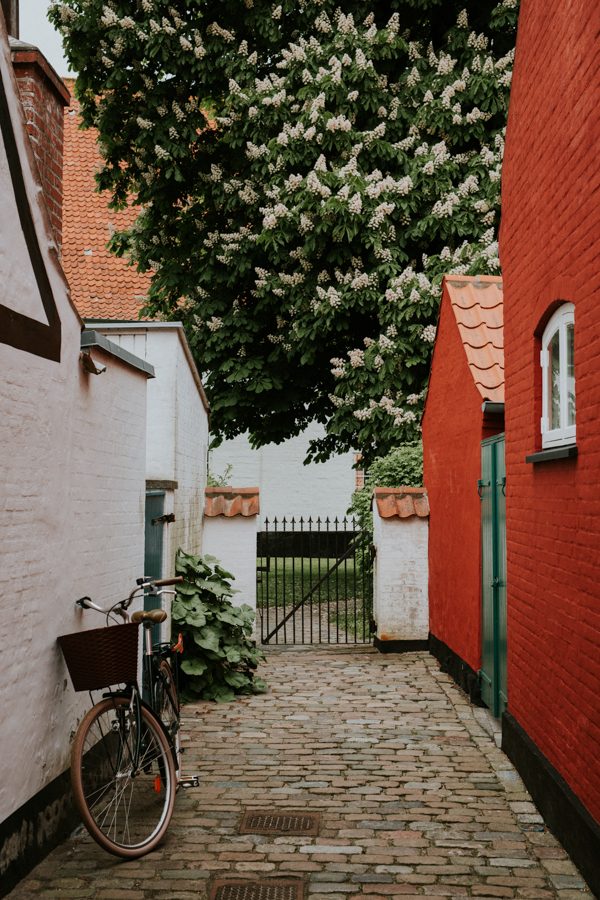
[479,435,507,717]
[144,491,165,645]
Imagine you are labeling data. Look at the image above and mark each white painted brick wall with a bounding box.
[0,343,148,823]
[210,421,356,522]
[372,508,429,642]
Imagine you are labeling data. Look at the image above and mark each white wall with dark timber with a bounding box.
[0,24,149,879]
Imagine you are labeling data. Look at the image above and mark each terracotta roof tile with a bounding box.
[374,487,429,520]
[62,81,152,320]
[204,487,260,518]
[443,274,504,403]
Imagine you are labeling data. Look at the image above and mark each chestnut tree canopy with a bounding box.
[50,0,518,463]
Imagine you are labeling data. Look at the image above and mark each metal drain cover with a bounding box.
[209,879,304,900]
[239,809,320,836]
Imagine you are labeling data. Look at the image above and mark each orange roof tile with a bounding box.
[373,487,430,519]
[204,487,260,518]
[443,274,504,403]
[62,80,152,320]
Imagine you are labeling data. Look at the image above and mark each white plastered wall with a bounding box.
[372,507,429,642]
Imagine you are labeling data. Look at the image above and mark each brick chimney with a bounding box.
[1,0,19,38]
[10,39,70,251]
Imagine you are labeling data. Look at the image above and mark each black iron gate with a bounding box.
[257,516,373,645]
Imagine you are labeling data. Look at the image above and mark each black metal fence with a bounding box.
[256,516,373,645]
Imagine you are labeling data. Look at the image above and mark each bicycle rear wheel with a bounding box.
[71,695,176,857]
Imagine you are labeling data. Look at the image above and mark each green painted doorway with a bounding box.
[479,434,507,718]
[144,490,165,643]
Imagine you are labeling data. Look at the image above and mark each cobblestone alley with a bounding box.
[8,648,594,899]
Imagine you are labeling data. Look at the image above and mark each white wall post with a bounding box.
[372,487,429,649]
[202,487,260,613]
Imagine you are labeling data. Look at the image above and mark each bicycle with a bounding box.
[58,576,199,858]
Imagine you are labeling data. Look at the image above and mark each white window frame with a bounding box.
[540,303,576,448]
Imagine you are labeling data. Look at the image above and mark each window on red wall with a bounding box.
[541,303,575,448]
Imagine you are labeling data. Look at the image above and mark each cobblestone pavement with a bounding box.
[9,647,594,899]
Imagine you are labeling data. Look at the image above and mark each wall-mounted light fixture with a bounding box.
[79,350,107,375]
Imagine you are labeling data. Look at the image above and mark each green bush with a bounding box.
[350,442,424,537]
[171,549,267,702]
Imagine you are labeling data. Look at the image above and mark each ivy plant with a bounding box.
[172,549,267,702]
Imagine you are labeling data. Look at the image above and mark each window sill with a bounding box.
[525,445,578,464]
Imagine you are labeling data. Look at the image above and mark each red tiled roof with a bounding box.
[373,487,429,519]
[442,275,504,403]
[62,80,152,320]
[204,487,260,518]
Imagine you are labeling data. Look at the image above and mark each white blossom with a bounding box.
[348,193,362,215]
[349,349,365,368]
[369,202,395,229]
[207,22,235,42]
[326,115,352,132]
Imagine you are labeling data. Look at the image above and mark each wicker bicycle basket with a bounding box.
[58,623,139,692]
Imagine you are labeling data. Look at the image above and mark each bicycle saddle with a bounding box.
[131,609,168,624]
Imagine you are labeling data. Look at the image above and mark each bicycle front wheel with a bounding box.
[71,695,176,857]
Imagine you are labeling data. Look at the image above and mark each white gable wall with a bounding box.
[90,324,210,564]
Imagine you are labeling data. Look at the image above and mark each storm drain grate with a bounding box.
[209,879,304,900]
[239,809,320,836]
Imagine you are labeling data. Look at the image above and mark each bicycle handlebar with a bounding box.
[152,577,184,587]
[76,576,184,619]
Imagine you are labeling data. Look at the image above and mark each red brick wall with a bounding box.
[500,0,600,821]
[12,49,69,250]
[423,291,485,673]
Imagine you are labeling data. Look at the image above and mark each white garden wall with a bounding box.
[202,488,260,613]
[372,488,429,646]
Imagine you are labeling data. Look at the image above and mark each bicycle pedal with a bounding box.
[178,775,200,788]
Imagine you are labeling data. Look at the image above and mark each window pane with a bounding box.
[566,323,575,426]
[549,330,561,429]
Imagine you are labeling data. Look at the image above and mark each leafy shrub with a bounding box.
[171,549,267,702]
[350,442,424,537]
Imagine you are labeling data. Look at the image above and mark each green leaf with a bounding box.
[181,657,208,676]
[193,626,221,653]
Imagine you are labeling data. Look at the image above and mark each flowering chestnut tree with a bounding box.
[50,0,518,463]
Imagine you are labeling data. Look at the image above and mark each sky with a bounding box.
[19,2,72,75]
